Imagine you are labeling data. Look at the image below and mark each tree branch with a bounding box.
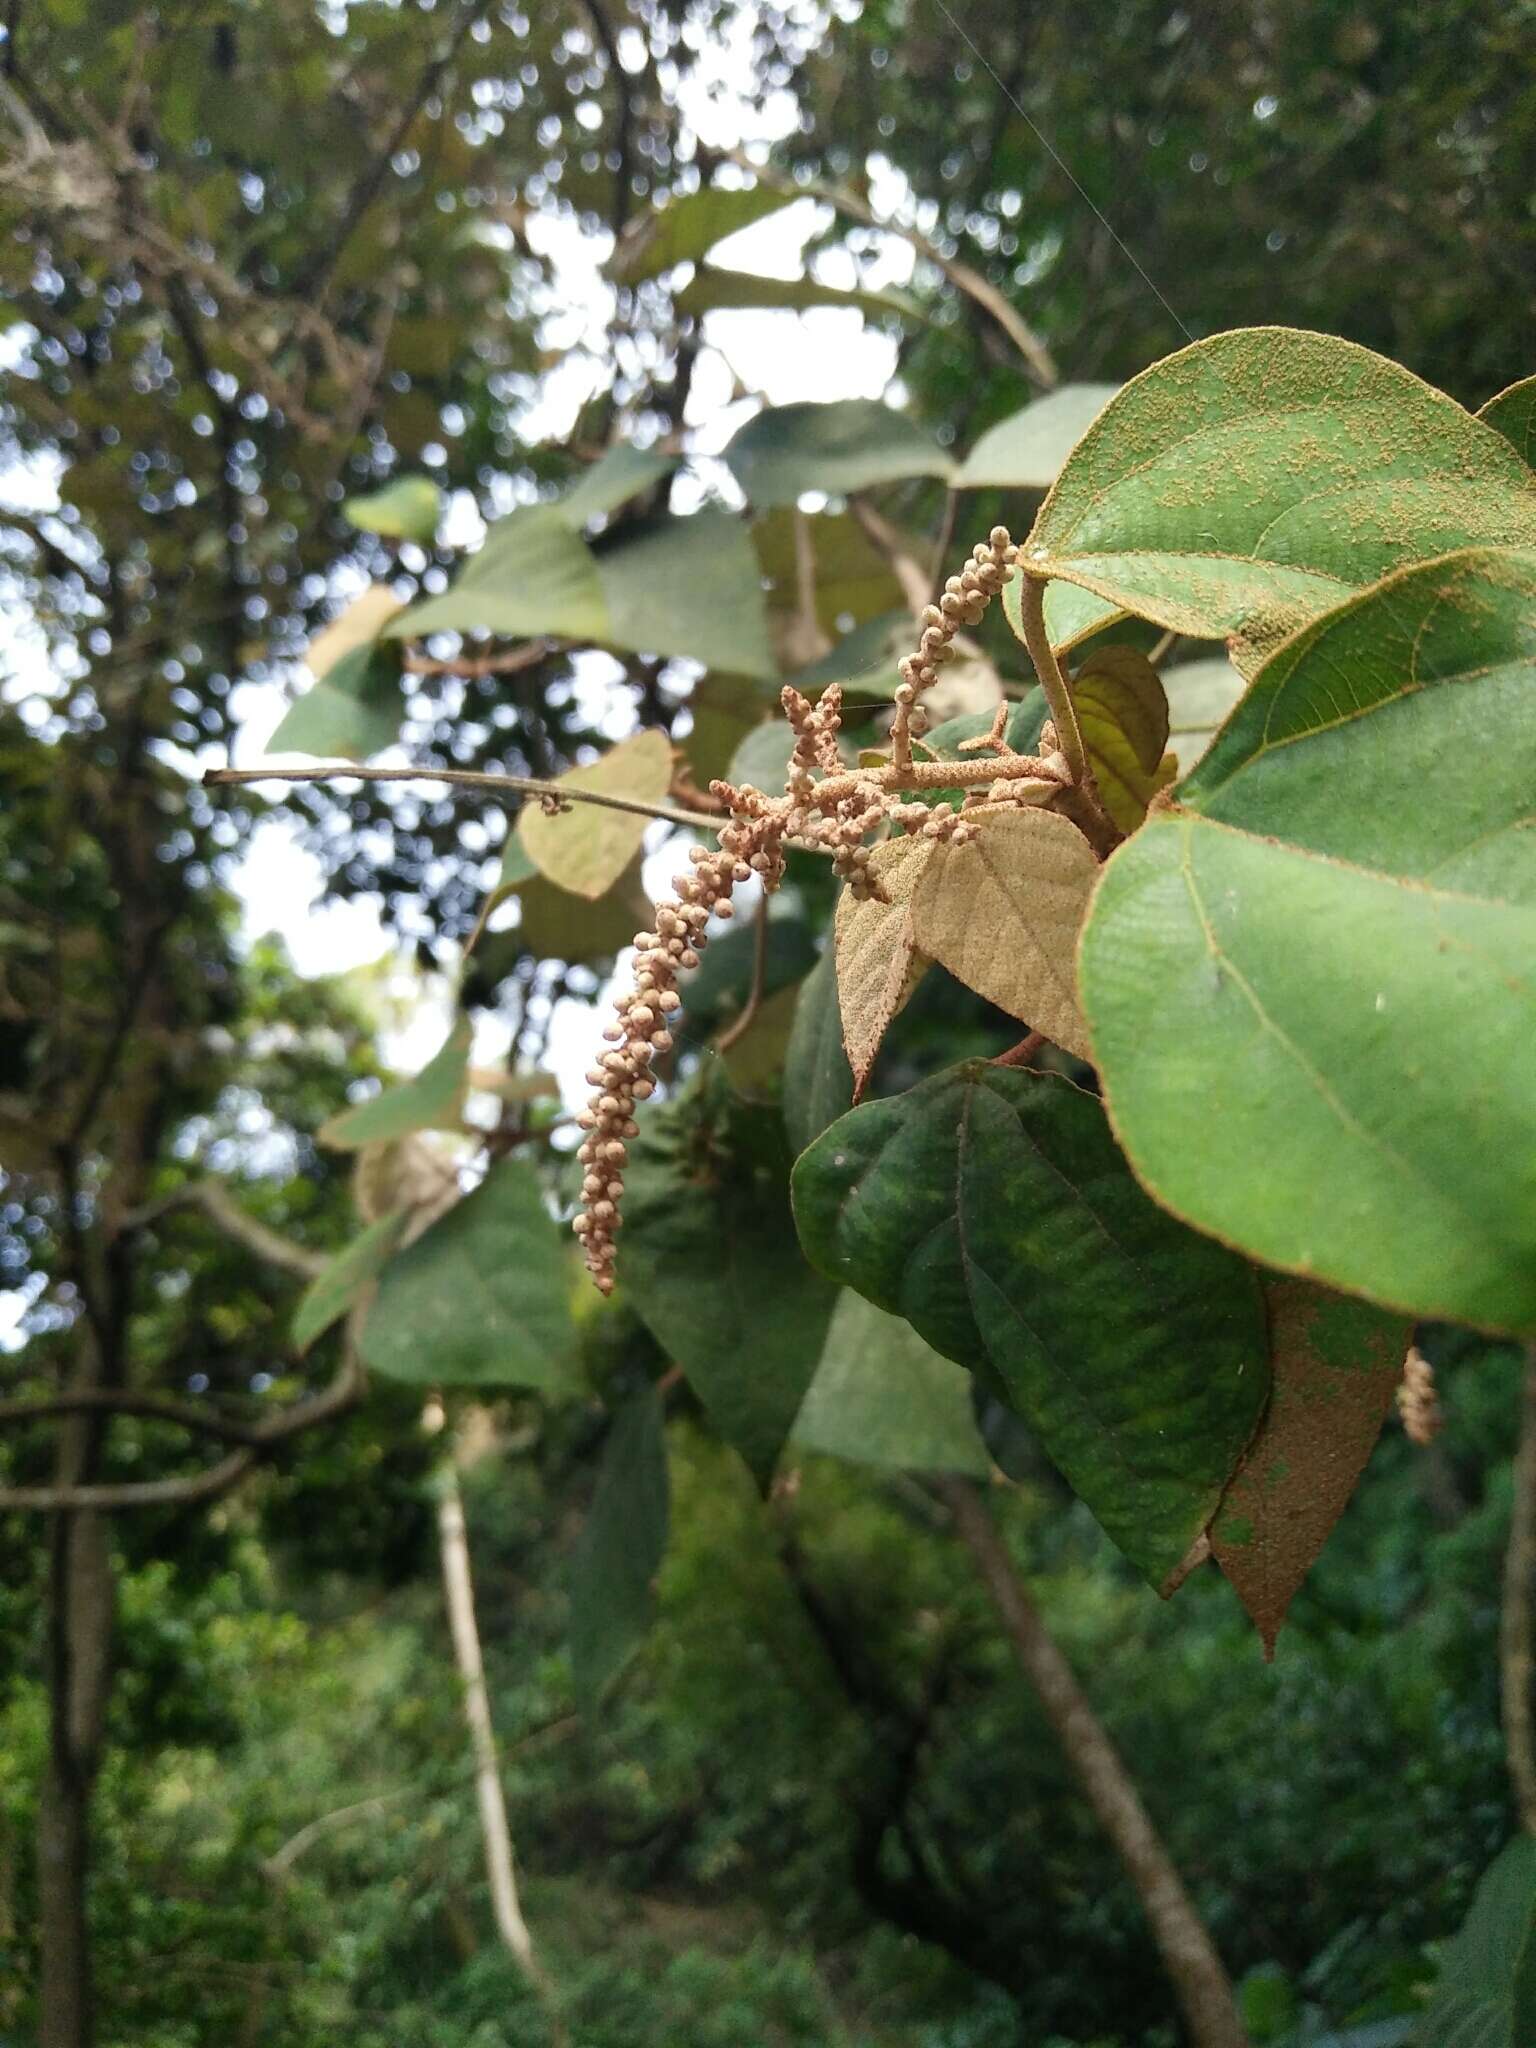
[130,1180,327,1281]
[934,1477,1250,2048]
[1503,1341,1536,1834]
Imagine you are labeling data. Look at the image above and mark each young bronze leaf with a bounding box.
[1211,1280,1409,1657]
[1072,645,1176,833]
[516,728,673,900]
[833,834,934,1095]
[909,808,1096,1059]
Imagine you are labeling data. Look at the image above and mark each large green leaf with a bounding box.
[569,1388,669,1708]
[1412,1837,1536,2047]
[791,1062,1270,1584]
[792,1290,989,1476]
[268,640,404,760]
[957,383,1119,488]
[725,399,955,507]
[622,1092,838,1485]
[319,1017,471,1150]
[782,949,854,1157]
[1081,552,1536,1334]
[610,183,794,284]
[292,1210,408,1354]
[387,505,608,643]
[676,266,920,324]
[595,510,777,677]
[559,444,674,527]
[1026,328,1536,662]
[1480,375,1536,467]
[361,1158,580,1392]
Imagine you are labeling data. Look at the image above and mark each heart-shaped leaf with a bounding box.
[269,640,404,760]
[791,1062,1270,1584]
[1026,327,1536,663]
[1070,646,1176,833]
[833,835,934,1095]
[957,383,1119,488]
[1081,550,1536,1333]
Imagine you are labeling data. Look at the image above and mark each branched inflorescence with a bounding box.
[575,528,1073,1291]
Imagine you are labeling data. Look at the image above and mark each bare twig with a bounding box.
[130,1179,327,1281]
[402,640,557,680]
[203,761,722,835]
[935,1477,1249,2048]
[263,1789,415,1883]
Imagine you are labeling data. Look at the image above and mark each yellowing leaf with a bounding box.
[834,834,934,1097]
[910,807,1097,1059]
[305,584,404,681]
[517,729,673,900]
[1211,1280,1408,1656]
[1072,645,1176,832]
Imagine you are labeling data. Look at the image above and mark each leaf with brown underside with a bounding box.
[516,728,672,899]
[909,807,1097,1059]
[1211,1278,1408,1657]
[1072,645,1177,833]
[834,834,935,1097]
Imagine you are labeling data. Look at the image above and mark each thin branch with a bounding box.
[0,1390,265,1448]
[581,0,635,240]
[935,1477,1249,2048]
[264,1789,415,1883]
[714,886,770,1053]
[203,761,722,835]
[1503,1341,1536,1834]
[402,640,557,680]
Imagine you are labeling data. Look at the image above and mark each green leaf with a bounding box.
[725,399,955,507]
[268,640,403,760]
[1211,1280,1408,1655]
[344,474,442,543]
[513,862,651,966]
[291,1211,409,1354]
[676,266,920,324]
[388,504,608,644]
[1027,327,1536,662]
[319,1018,472,1150]
[1479,375,1536,467]
[559,444,674,528]
[360,1158,580,1392]
[623,1092,839,1485]
[1412,1837,1536,2047]
[610,183,795,284]
[516,728,673,900]
[678,907,817,1032]
[1081,551,1536,1333]
[791,1062,1270,1584]
[570,1388,669,1709]
[792,1290,989,1476]
[956,383,1119,488]
[596,510,777,677]
[782,950,854,1157]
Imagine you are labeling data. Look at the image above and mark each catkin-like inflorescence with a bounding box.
[1397,1345,1444,1445]
[574,528,1028,1291]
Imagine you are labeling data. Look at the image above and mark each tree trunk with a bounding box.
[1501,1342,1536,1834]
[39,1415,115,2048]
[937,1477,1249,2048]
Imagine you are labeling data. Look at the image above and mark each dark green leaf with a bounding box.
[623,1092,839,1485]
[319,1017,471,1150]
[791,1062,1270,1584]
[292,1210,408,1354]
[570,1388,669,1708]
[1412,1837,1536,2047]
[725,399,955,507]
[792,1290,989,1476]
[782,949,854,1157]
[596,509,777,677]
[361,1158,580,1392]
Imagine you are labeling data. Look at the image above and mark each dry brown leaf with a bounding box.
[516,727,672,900]
[909,806,1097,1059]
[305,584,404,680]
[834,833,935,1097]
[1211,1279,1409,1657]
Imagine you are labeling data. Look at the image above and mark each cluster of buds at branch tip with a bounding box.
[575,526,1070,1292]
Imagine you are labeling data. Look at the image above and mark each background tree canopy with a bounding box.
[2,3,1534,2045]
